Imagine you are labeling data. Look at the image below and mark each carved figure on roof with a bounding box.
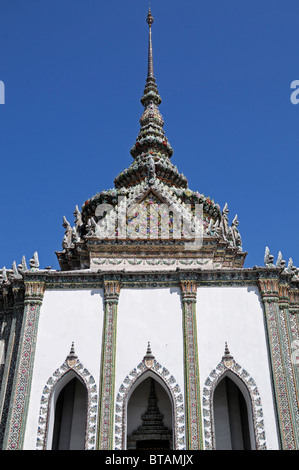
[264,247,275,268]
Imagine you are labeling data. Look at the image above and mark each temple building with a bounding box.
[0,9,299,451]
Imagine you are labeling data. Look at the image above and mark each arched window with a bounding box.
[126,376,173,450]
[51,372,88,450]
[36,346,98,450]
[213,373,254,450]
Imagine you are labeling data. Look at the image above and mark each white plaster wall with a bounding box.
[115,287,185,444]
[23,288,104,450]
[22,284,281,450]
[196,286,279,450]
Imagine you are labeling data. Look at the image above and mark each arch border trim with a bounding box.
[36,357,98,450]
[115,358,186,450]
[202,359,267,450]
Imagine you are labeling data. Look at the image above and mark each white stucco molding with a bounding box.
[114,356,185,450]
[36,347,98,450]
[202,354,267,450]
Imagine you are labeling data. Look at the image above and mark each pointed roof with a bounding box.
[114,8,187,189]
[55,9,247,271]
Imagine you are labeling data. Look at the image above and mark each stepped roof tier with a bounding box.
[55,9,247,272]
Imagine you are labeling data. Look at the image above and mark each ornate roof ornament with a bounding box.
[29,252,39,271]
[114,7,187,189]
[18,255,28,274]
[276,251,286,270]
[264,246,275,268]
[12,261,22,279]
[0,267,8,283]
[55,10,247,271]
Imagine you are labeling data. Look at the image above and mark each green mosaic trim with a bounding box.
[278,306,299,448]
[3,284,44,449]
[97,281,120,450]
[202,358,267,449]
[261,298,296,449]
[180,281,203,450]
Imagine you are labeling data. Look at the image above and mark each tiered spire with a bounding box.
[114,8,187,189]
[131,7,172,162]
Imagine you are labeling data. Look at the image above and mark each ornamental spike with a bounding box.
[222,342,233,363]
[66,341,78,362]
[232,214,239,226]
[146,8,154,79]
[276,251,285,269]
[2,267,7,282]
[12,261,22,279]
[114,8,187,190]
[29,251,40,270]
[21,255,27,271]
[63,216,70,229]
[264,246,270,266]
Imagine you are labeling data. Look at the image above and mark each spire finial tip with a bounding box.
[146,7,154,26]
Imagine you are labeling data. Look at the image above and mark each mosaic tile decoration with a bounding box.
[4,295,44,449]
[262,299,296,449]
[36,353,98,450]
[97,280,120,450]
[180,280,203,450]
[278,308,299,446]
[202,357,267,450]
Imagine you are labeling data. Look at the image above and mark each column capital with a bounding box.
[24,280,45,304]
[289,288,299,314]
[258,277,280,302]
[180,280,197,302]
[103,280,121,303]
[278,282,290,309]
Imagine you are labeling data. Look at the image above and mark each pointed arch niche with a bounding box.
[114,344,185,450]
[36,344,98,450]
[202,345,267,450]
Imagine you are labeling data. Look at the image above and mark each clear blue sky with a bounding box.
[0,0,298,270]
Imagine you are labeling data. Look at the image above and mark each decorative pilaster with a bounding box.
[258,276,296,449]
[98,280,121,450]
[289,288,299,315]
[278,281,299,447]
[180,280,203,450]
[0,284,24,448]
[3,280,45,450]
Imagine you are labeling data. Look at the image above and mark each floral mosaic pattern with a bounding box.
[202,358,267,450]
[5,292,44,449]
[114,359,185,450]
[262,300,296,449]
[180,281,203,450]
[98,281,120,450]
[36,357,98,450]
[279,308,299,443]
